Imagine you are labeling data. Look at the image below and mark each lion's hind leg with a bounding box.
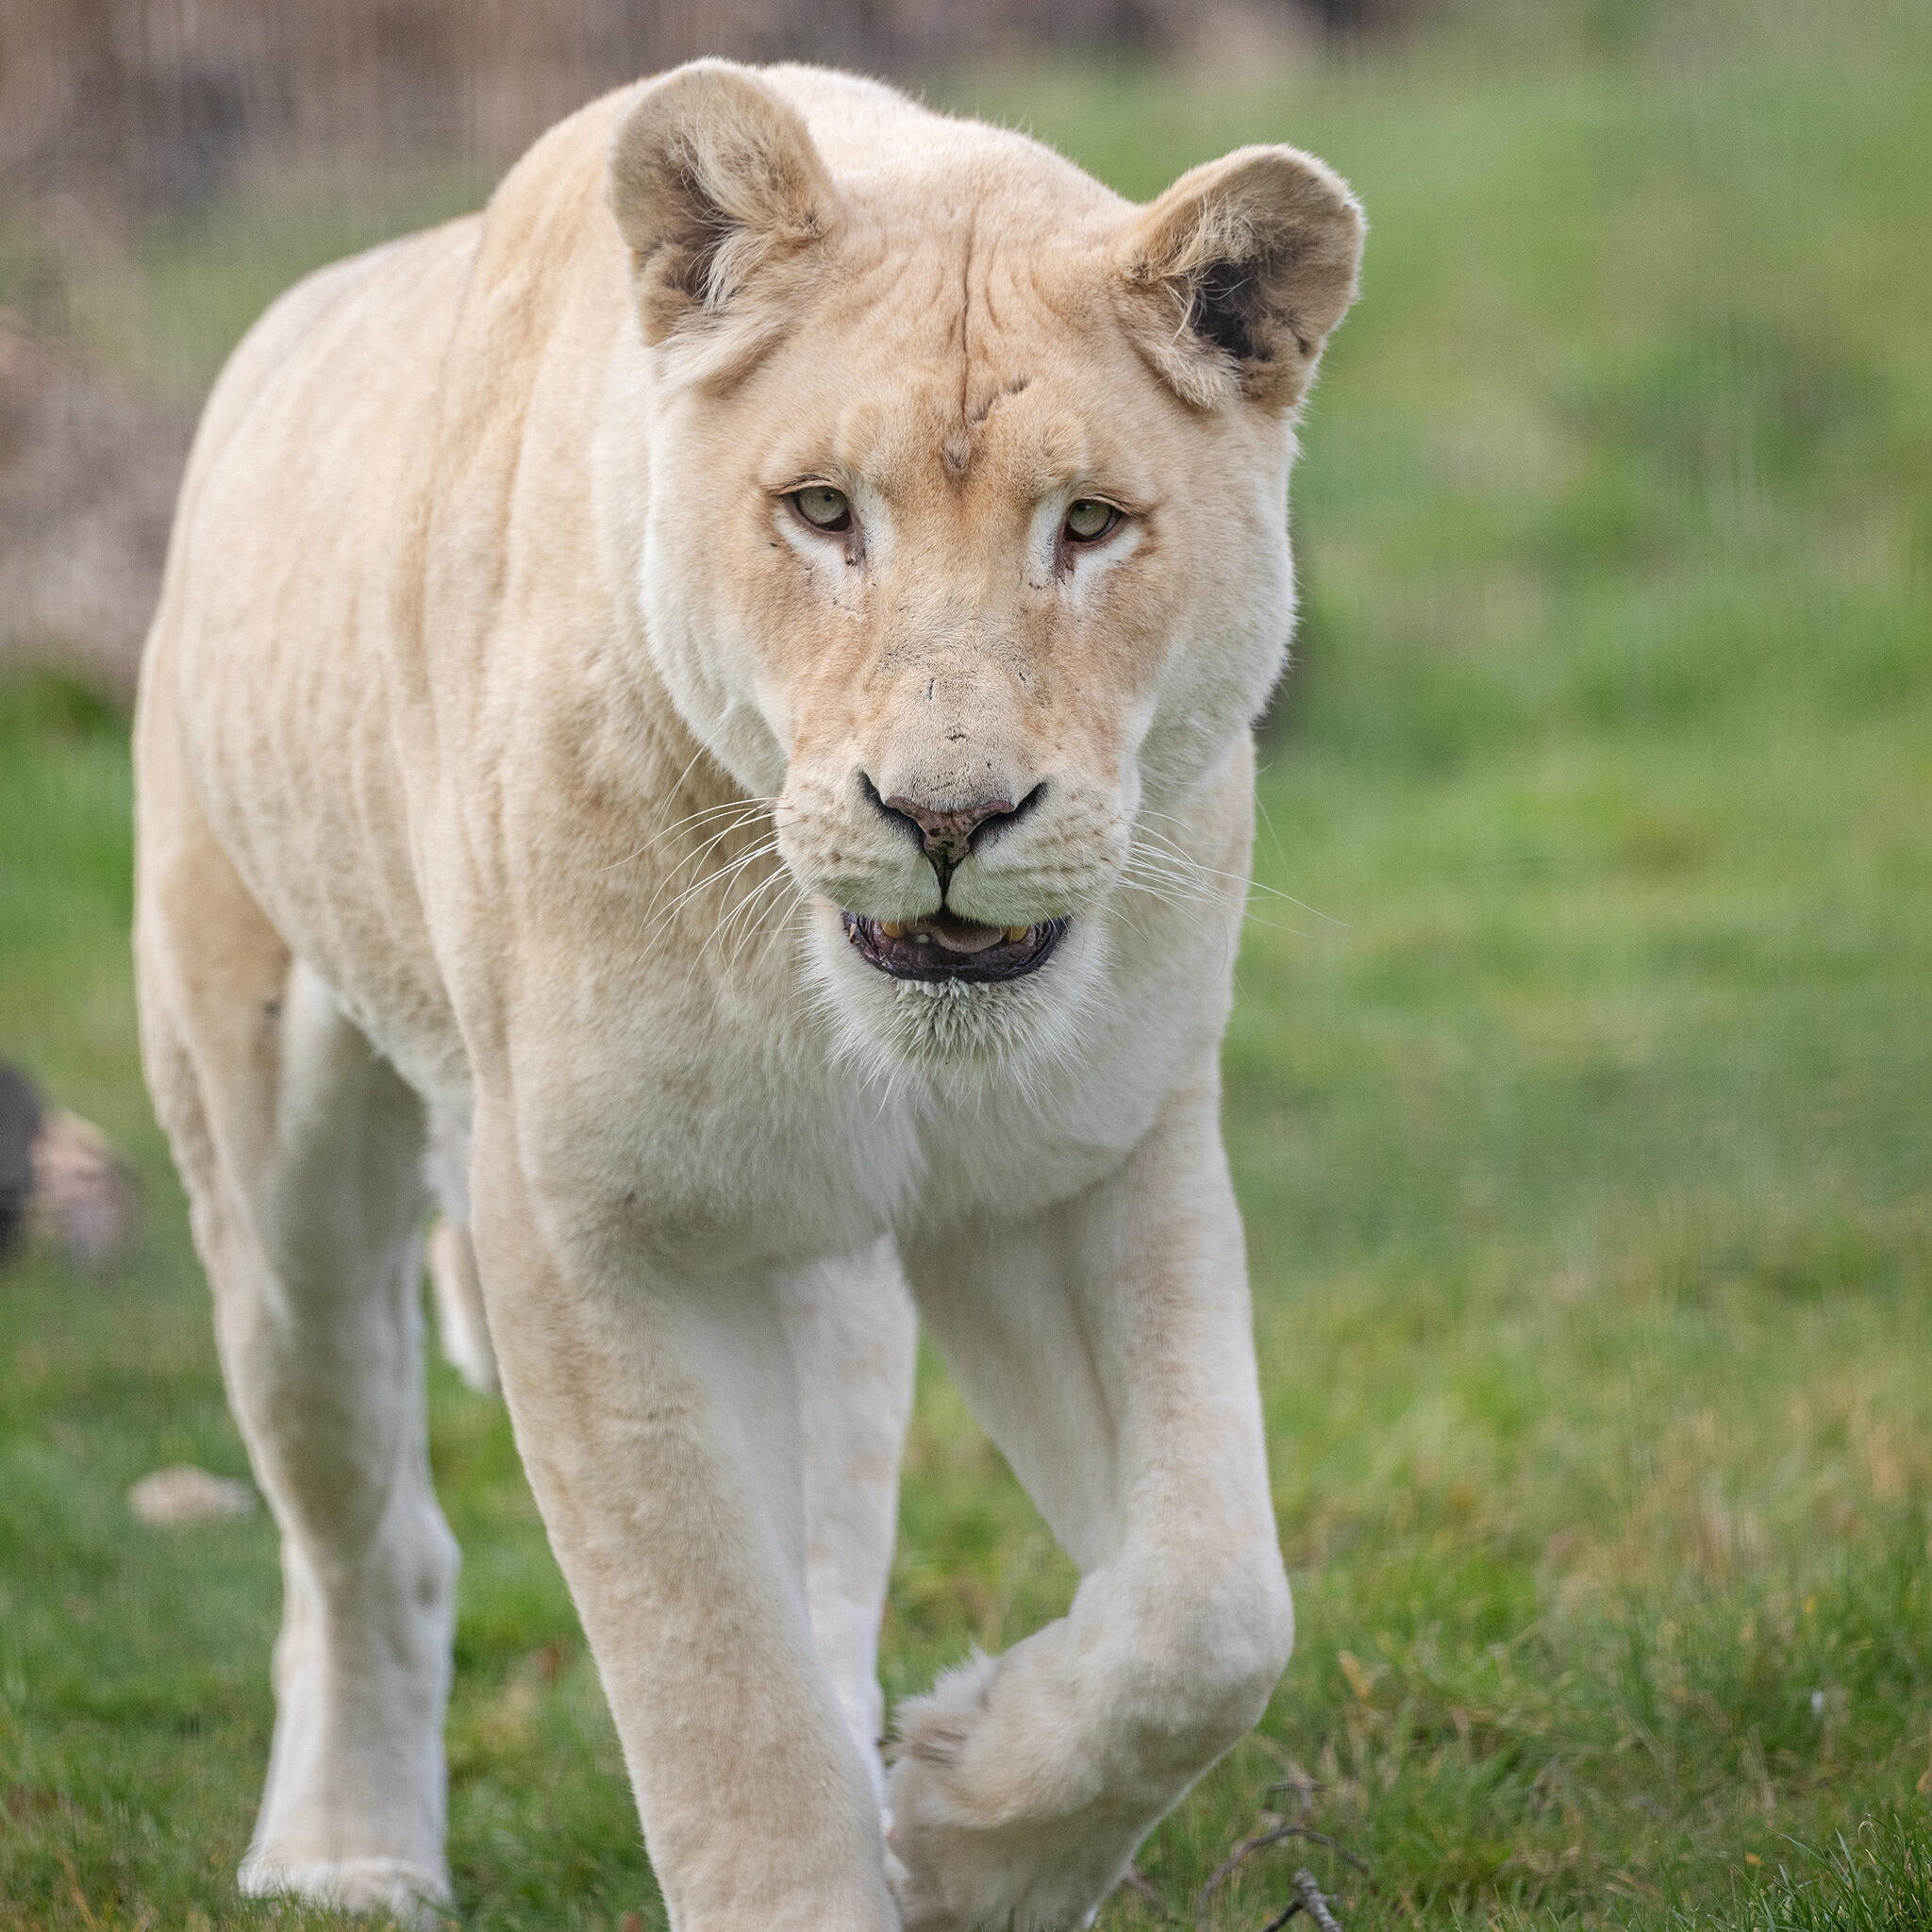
[425,1114,499,1397]
[136,787,457,1924]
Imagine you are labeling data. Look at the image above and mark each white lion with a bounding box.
[133,60,1362,1929]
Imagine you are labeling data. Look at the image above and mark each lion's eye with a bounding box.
[1063,498,1120,544]
[791,485,853,533]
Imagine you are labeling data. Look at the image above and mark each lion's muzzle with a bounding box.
[841,909,1069,983]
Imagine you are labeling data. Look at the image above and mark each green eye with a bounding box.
[791,485,853,532]
[1064,498,1120,543]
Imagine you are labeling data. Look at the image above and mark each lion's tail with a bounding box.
[426,1216,498,1396]
[424,1112,499,1398]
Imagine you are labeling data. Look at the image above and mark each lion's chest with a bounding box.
[518,1007,1152,1278]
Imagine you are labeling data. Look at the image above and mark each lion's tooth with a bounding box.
[1006,925,1030,942]
[878,921,907,940]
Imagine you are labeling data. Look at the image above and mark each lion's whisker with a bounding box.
[644,834,784,942]
[1136,822,1345,925]
[597,793,790,875]
[639,824,783,928]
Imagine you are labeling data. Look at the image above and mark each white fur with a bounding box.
[133,60,1361,1930]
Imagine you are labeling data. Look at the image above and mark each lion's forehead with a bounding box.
[748,293,1174,514]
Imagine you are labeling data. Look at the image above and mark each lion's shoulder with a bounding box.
[186,215,482,508]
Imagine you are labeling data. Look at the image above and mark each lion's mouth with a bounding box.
[841,909,1068,983]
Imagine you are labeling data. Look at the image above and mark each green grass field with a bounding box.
[3,6,1930,1926]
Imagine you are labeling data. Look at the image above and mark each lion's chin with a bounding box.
[810,902,1105,1089]
[840,909,1070,984]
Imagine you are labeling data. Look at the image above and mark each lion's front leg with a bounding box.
[891,1075,1291,1932]
[775,1240,918,1808]
[469,1135,900,1932]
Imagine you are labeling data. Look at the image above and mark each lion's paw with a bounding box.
[885,1655,1128,1932]
[240,1853,452,1928]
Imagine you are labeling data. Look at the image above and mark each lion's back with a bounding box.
[179,216,480,543]
[138,214,485,1091]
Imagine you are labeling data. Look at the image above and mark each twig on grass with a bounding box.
[1195,1824,1366,1928]
[1124,1863,1176,1920]
[1265,1770,1327,1813]
[1296,1866,1347,1932]
[1255,1868,1348,1932]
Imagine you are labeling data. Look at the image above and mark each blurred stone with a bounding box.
[128,1464,258,1525]
[13,1091,142,1270]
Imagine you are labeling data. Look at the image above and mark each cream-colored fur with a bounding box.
[133,61,1361,1930]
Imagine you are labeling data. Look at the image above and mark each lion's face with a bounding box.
[612,66,1363,1074]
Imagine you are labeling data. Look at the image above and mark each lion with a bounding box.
[132,59,1362,1930]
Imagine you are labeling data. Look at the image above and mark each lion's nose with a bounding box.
[882,792,1014,863]
[861,776,1039,885]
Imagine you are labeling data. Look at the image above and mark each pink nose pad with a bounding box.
[881,793,1017,865]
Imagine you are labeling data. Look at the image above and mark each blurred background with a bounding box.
[1,2,1928,1927]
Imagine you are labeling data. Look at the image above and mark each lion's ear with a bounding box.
[1116,146,1364,411]
[608,61,839,347]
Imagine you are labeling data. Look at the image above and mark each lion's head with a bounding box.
[606,63,1362,1077]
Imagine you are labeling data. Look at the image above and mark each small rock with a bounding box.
[0,1064,141,1270]
[31,1106,140,1267]
[128,1465,257,1525]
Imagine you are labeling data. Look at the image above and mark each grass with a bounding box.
[4,1,1931,1924]
[1686,1815,1932,1932]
